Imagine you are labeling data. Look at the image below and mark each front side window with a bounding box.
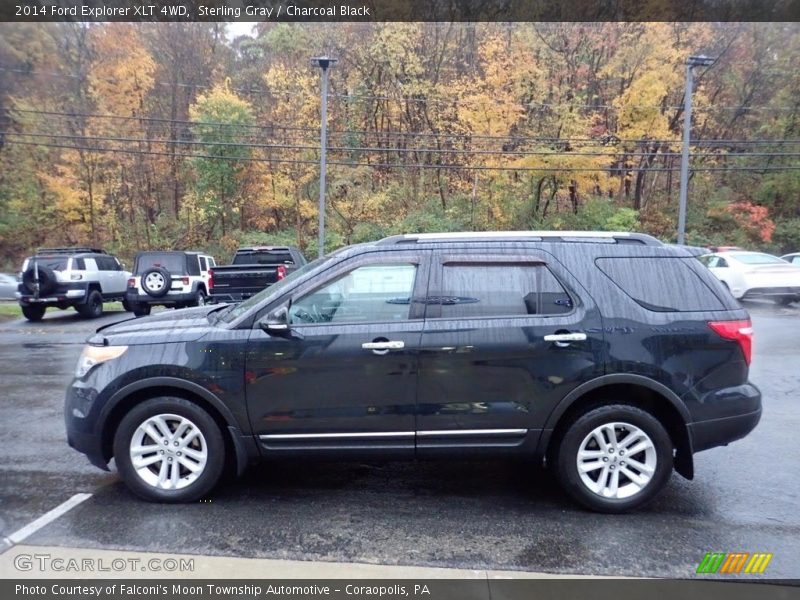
[290,263,417,325]
[438,263,573,318]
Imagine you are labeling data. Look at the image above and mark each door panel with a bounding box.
[416,251,605,453]
[246,251,431,456]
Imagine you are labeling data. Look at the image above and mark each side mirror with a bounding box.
[259,306,297,338]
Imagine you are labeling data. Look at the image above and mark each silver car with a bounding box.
[0,273,18,300]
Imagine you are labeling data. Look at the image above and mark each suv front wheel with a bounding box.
[555,404,673,513]
[113,397,225,502]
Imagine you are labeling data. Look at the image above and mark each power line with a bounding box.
[6,138,800,173]
[17,108,800,149]
[7,65,800,114]
[7,131,800,160]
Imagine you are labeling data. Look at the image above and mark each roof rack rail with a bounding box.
[376,231,663,246]
[37,247,107,255]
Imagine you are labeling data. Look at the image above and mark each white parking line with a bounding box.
[6,493,92,545]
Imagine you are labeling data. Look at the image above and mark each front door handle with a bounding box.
[362,340,405,355]
[544,332,587,347]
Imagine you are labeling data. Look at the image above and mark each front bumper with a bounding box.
[743,286,800,299]
[65,381,109,470]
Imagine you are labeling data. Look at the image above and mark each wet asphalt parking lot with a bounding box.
[0,301,798,578]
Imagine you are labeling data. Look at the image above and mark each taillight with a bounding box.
[127,278,135,288]
[181,277,190,285]
[276,265,287,281]
[708,319,753,365]
[208,269,214,290]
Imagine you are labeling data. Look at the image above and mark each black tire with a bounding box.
[113,396,225,502]
[191,289,207,308]
[76,290,103,318]
[122,299,133,312]
[21,304,46,322]
[140,267,171,298]
[777,296,795,306]
[22,265,57,295]
[132,303,152,317]
[554,404,673,513]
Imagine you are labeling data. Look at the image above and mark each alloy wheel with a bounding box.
[576,422,657,499]
[129,413,208,490]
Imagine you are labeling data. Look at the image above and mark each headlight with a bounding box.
[75,345,128,378]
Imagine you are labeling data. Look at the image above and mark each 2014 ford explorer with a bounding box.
[65,231,761,512]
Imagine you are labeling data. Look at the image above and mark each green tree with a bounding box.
[189,81,255,238]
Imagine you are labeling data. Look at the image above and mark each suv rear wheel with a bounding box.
[21,304,46,322]
[192,289,206,307]
[113,397,225,502]
[76,290,103,318]
[555,404,673,513]
[132,303,151,317]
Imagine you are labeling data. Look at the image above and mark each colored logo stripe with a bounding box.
[697,552,773,574]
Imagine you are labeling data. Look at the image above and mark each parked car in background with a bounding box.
[700,251,800,305]
[67,231,761,513]
[0,273,18,299]
[209,246,306,303]
[125,251,215,317]
[16,247,131,321]
[708,245,744,253]
[780,252,800,266]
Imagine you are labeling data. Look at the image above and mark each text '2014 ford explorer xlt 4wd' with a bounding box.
[66,231,760,512]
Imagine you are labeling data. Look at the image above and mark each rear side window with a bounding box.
[438,263,573,318]
[186,256,200,276]
[199,257,207,271]
[596,257,725,312]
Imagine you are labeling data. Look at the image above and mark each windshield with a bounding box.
[135,253,186,274]
[218,255,335,323]
[732,253,785,265]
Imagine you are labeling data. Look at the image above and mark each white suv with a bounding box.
[125,251,216,317]
[17,247,131,321]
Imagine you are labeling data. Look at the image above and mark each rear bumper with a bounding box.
[209,292,251,303]
[19,282,88,305]
[689,408,762,452]
[125,291,196,305]
[688,382,762,452]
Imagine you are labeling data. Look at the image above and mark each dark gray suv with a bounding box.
[66,231,761,512]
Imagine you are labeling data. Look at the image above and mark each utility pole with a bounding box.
[677,55,715,245]
[310,56,337,258]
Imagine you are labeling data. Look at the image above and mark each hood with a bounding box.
[89,305,223,346]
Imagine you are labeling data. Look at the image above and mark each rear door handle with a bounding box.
[544,332,587,348]
[362,341,405,351]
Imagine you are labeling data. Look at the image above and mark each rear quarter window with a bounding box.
[596,257,725,312]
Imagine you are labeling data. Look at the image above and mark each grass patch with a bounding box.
[0,302,21,321]
[0,301,126,322]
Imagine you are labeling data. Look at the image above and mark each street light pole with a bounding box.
[677,55,715,245]
[311,56,337,259]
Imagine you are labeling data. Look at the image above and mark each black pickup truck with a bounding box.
[209,246,306,302]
